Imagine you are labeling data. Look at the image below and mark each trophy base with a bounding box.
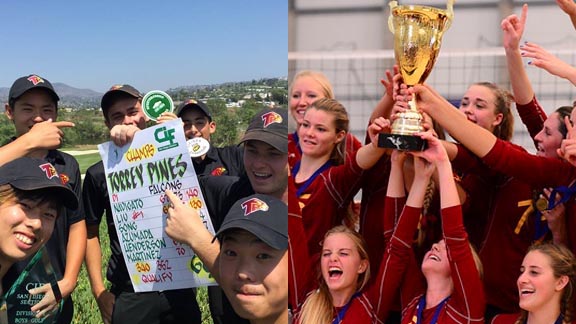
[378,133,427,151]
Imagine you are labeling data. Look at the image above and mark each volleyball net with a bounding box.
[288,48,576,151]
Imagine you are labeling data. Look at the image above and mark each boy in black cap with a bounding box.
[164,192,288,324]
[1,74,84,324]
[192,107,288,324]
[173,99,246,323]
[0,157,79,315]
[1,75,75,162]
[82,84,201,324]
[201,108,288,226]
[174,99,244,177]
[0,157,78,280]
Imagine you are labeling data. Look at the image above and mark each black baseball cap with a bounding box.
[0,157,78,210]
[214,194,287,250]
[175,99,212,121]
[9,74,60,103]
[101,84,142,112]
[239,108,288,153]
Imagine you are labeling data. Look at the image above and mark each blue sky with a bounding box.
[0,1,287,93]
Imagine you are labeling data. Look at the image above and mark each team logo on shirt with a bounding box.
[59,173,70,185]
[261,111,282,128]
[211,167,226,176]
[39,163,59,180]
[110,84,124,91]
[241,198,269,216]
[27,75,44,86]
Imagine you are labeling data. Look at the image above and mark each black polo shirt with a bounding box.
[200,174,254,231]
[192,145,244,177]
[83,160,132,287]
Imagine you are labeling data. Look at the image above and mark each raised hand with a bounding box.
[558,116,576,166]
[109,124,140,146]
[368,117,391,146]
[156,111,178,124]
[412,130,449,164]
[501,4,527,50]
[380,65,401,97]
[21,119,75,151]
[557,0,576,17]
[521,42,576,81]
[164,190,211,247]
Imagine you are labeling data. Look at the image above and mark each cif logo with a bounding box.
[154,126,178,151]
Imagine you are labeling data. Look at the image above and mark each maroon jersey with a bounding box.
[453,143,535,313]
[359,155,392,274]
[396,205,485,323]
[482,139,576,257]
[288,177,312,310]
[292,149,364,259]
[516,96,547,145]
[293,198,418,323]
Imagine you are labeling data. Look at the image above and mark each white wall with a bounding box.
[292,1,576,52]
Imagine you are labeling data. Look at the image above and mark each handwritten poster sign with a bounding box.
[98,119,216,292]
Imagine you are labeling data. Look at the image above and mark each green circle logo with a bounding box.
[142,90,174,121]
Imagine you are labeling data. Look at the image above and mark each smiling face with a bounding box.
[290,75,328,125]
[297,108,345,160]
[0,189,57,273]
[219,229,288,322]
[459,84,503,133]
[321,232,368,295]
[517,250,568,314]
[181,107,215,141]
[243,141,288,199]
[421,239,451,278]
[5,88,58,137]
[534,112,564,158]
[104,96,147,130]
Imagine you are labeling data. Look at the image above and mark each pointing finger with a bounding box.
[52,121,75,128]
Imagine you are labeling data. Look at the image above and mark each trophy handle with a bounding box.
[445,0,455,30]
[388,1,398,33]
[389,0,455,32]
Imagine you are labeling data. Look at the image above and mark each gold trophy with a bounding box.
[379,0,454,151]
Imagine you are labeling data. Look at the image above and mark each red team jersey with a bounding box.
[515,96,547,145]
[482,139,576,256]
[291,149,365,260]
[294,195,484,323]
[288,178,312,310]
[452,143,534,314]
[392,204,485,324]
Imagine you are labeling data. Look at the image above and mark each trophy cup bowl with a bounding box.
[378,1,453,151]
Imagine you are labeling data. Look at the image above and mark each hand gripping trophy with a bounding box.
[378,0,454,151]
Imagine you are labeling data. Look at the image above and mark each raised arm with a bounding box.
[557,0,576,30]
[356,117,390,169]
[0,119,74,164]
[369,66,401,123]
[411,84,497,158]
[369,149,432,319]
[521,42,576,87]
[414,131,486,320]
[502,4,533,105]
[164,190,221,281]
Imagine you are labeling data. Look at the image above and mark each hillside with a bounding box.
[0,77,288,109]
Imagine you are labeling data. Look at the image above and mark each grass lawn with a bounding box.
[68,149,213,324]
[74,153,101,175]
